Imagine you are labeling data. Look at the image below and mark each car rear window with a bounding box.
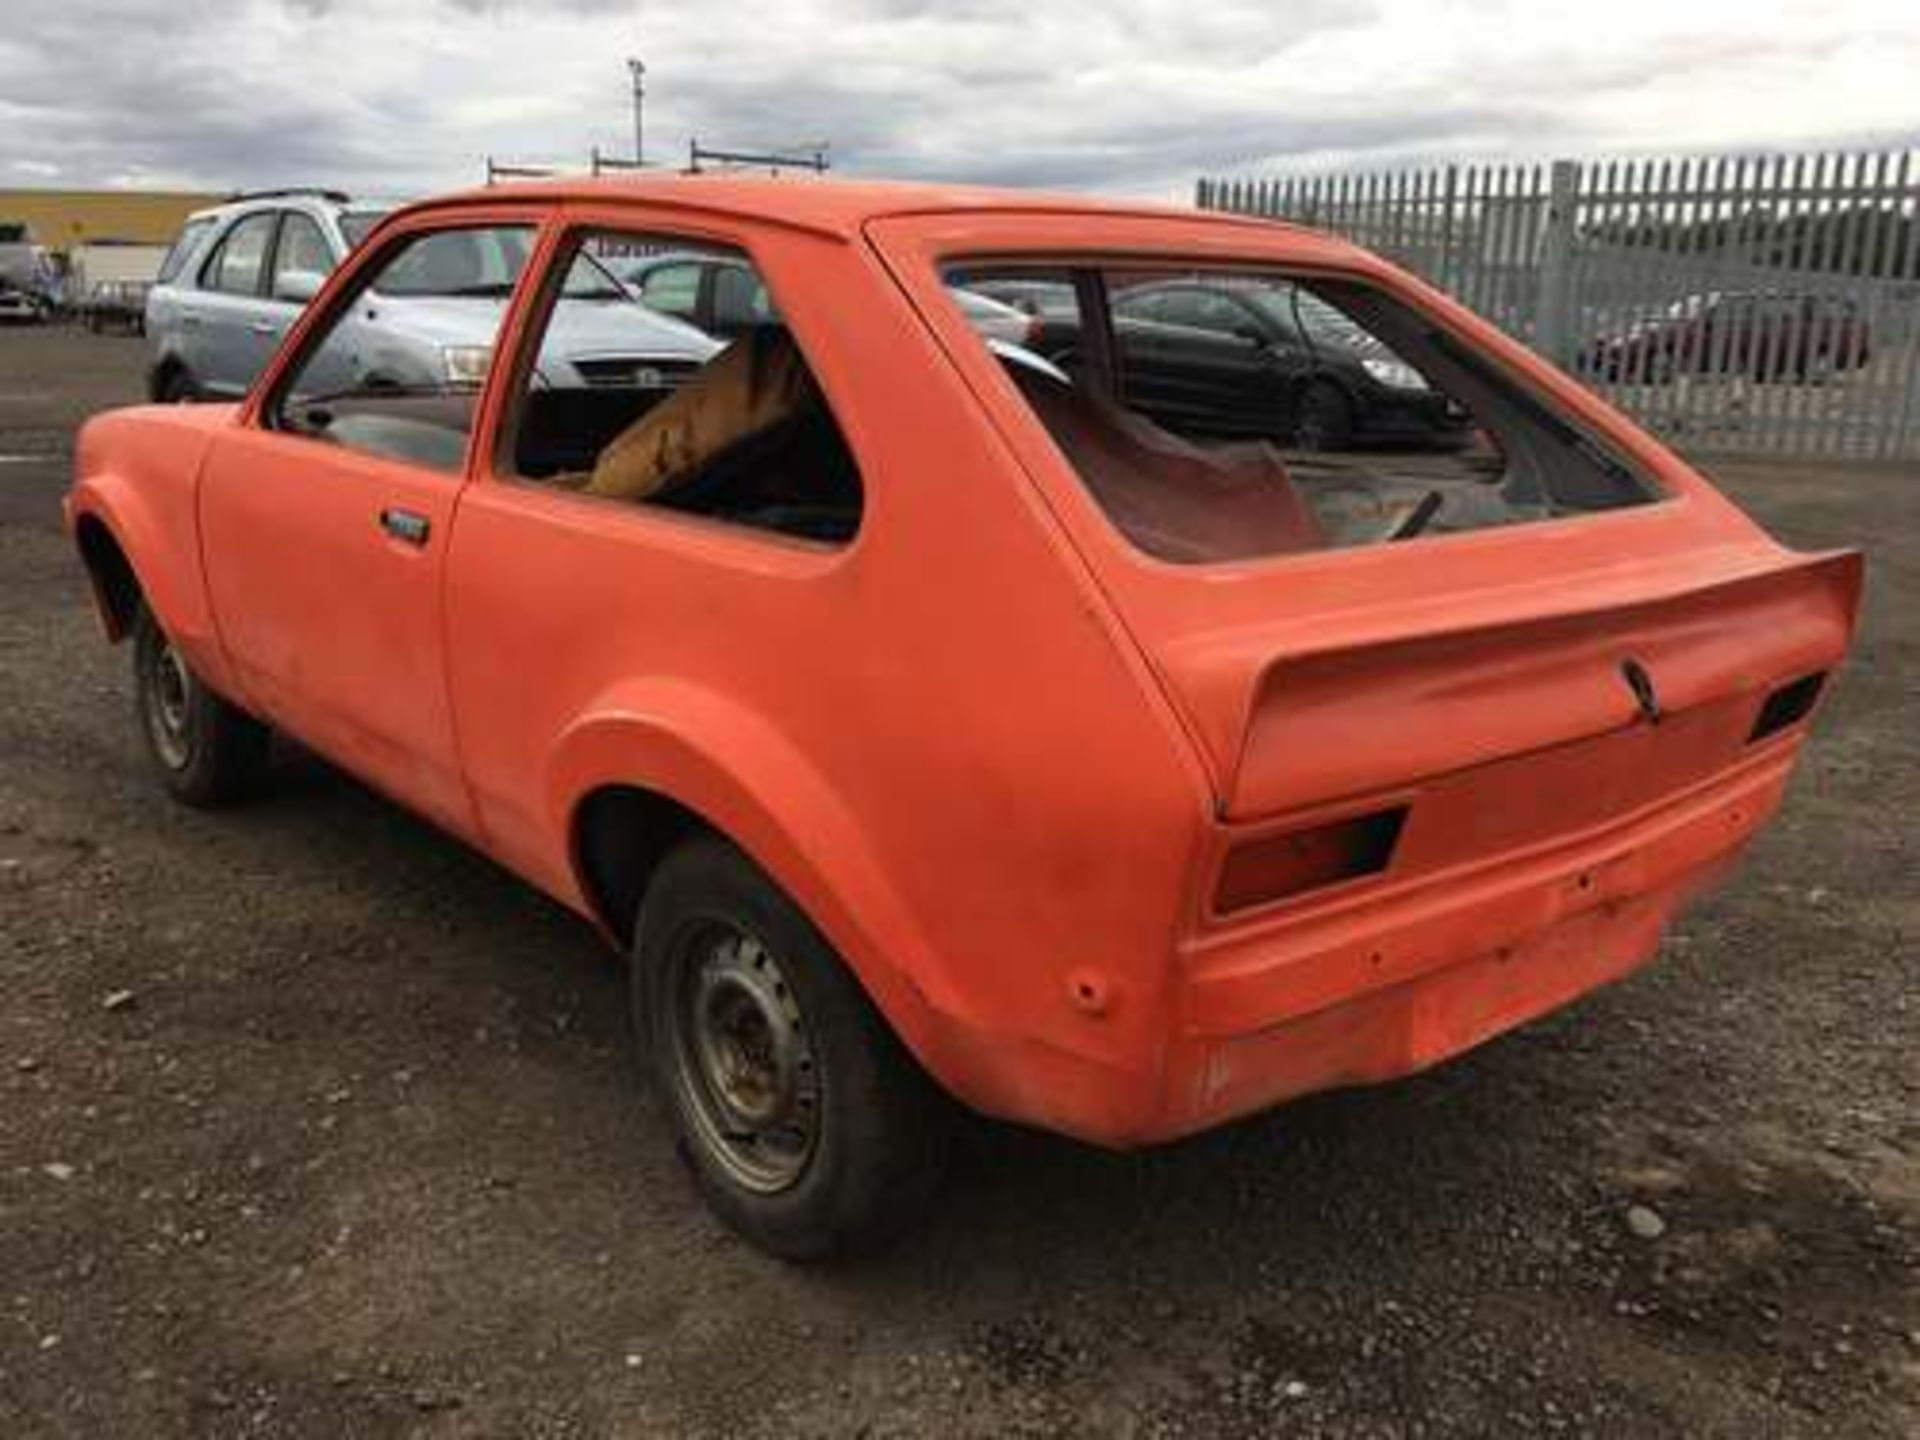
[945,264,1661,566]
[156,217,215,285]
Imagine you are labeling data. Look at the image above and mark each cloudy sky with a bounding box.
[3,0,1916,199]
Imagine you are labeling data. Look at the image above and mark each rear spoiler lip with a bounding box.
[1159,543,1863,823]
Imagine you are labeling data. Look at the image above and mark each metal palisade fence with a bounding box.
[1196,151,1920,462]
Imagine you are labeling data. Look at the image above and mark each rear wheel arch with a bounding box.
[570,783,710,947]
[550,703,970,1107]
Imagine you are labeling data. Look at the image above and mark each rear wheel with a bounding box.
[633,836,952,1260]
[132,608,271,806]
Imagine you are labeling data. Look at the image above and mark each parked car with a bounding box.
[0,221,52,315]
[68,176,1860,1259]
[963,274,1468,449]
[948,286,1039,347]
[617,249,1036,348]
[1111,277,1471,448]
[146,189,392,400]
[614,250,777,338]
[0,282,49,324]
[146,193,716,410]
[1583,290,1872,383]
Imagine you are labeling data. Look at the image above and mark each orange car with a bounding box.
[65,178,1860,1258]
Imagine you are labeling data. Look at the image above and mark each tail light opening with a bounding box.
[1215,806,1408,916]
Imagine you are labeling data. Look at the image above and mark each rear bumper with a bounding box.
[926,742,1795,1149]
[1146,743,1793,1141]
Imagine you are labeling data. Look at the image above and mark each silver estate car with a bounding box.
[145,190,387,400]
[146,190,718,403]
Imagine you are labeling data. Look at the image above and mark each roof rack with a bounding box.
[686,141,829,176]
[222,187,351,205]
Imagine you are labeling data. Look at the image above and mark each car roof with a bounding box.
[183,191,383,227]
[402,174,1321,245]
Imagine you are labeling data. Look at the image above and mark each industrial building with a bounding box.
[0,187,222,256]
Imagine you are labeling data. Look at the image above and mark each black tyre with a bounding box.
[1293,380,1354,451]
[633,836,952,1260]
[132,608,271,807]
[154,365,199,403]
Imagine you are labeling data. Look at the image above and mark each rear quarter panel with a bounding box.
[445,215,1212,1136]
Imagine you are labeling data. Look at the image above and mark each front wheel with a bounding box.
[633,837,952,1260]
[133,608,271,806]
[154,365,200,403]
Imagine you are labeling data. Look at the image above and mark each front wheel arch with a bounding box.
[74,513,143,641]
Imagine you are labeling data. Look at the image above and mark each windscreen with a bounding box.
[945,264,1661,565]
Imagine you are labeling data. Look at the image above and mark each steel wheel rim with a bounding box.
[146,636,193,770]
[667,921,819,1194]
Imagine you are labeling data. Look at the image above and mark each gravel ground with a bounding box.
[1,324,1915,1438]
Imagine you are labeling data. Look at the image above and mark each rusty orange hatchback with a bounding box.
[66,177,1860,1258]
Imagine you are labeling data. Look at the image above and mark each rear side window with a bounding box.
[500,230,862,546]
[202,212,277,296]
[944,263,1660,565]
[157,218,214,284]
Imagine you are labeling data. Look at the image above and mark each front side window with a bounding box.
[501,231,863,546]
[945,262,1659,565]
[269,223,535,473]
[204,212,277,296]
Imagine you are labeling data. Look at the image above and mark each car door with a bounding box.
[190,210,283,396]
[1109,289,1187,420]
[196,215,544,838]
[1114,285,1279,435]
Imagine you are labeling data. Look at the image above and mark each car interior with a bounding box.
[507,235,863,545]
[950,264,1661,564]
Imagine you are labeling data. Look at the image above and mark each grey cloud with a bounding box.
[0,0,1913,201]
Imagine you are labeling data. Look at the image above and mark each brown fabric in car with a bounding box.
[1015,373,1324,563]
[586,328,813,503]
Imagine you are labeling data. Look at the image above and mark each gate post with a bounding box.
[1534,159,1580,366]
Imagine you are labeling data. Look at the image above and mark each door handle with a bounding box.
[379,507,431,547]
[249,319,281,337]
